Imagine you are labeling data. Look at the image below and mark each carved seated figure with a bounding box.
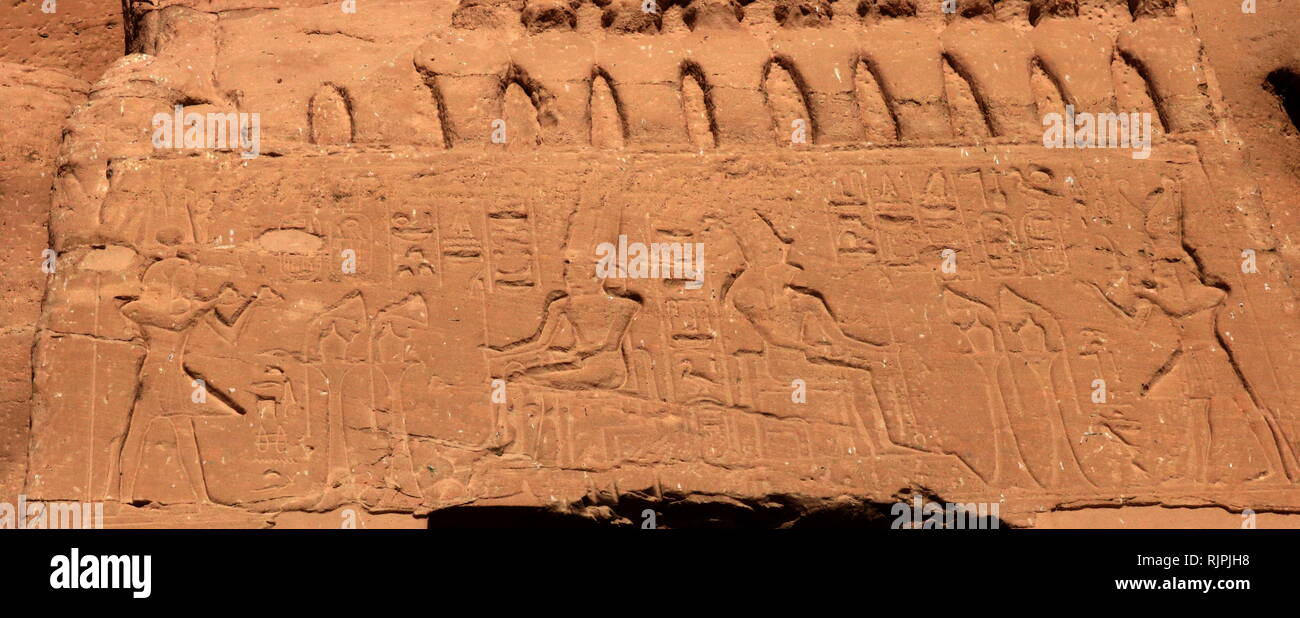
[727,214,918,455]
[489,249,641,391]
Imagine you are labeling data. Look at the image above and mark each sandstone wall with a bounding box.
[0,64,88,503]
[4,0,1300,526]
[0,0,124,83]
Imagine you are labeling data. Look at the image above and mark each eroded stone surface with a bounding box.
[0,1,125,83]
[0,62,88,505]
[10,0,1300,527]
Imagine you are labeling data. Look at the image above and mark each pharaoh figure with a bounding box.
[1138,251,1298,483]
[857,0,951,140]
[595,0,691,147]
[1117,0,1213,133]
[682,0,774,145]
[510,0,597,146]
[769,0,866,144]
[941,0,1040,139]
[1030,0,1116,114]
[56,8,233,503]
[1134,180,1299,484]
[726,213,917,455]
[414,0,513,147]
[488,186,641,390]
[116,235,243,504]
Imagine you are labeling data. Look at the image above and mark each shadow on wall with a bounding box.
[1265,69,1300,132]
[426,491,1015,529]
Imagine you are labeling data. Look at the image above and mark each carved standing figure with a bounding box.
[117,249,242,504]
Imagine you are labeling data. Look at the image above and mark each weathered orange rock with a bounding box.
[0,62,87,504]
[0,1,124,83]
[6,0,1300,527]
